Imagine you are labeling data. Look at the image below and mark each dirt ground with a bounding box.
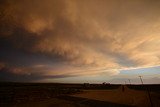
[7,85,160,107]
[72,85,160,107]
[13,98,89,107]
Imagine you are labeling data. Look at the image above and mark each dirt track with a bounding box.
[13,95,132,107]
[72,85,160,107]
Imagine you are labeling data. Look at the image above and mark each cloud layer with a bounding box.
[0,0,160,81]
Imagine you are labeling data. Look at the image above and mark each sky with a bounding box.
[0,0,160,84]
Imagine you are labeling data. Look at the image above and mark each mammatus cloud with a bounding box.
[0,0,160,81]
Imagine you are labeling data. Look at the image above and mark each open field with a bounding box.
[72,85,160,107]
[0,82,160,107]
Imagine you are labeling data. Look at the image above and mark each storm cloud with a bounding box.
[0,0,160,82]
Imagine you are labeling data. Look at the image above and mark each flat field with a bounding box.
[0,82,159,107]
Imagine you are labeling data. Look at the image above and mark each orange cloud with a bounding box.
[1,0,160,78]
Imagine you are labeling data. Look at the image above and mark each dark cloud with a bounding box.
[0,70,73,82]
[0,64,74,82]
[0,0,160,82]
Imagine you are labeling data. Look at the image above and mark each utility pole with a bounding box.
[139,76,143,85]
[139,76,153,107]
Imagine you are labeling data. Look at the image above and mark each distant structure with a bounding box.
[102,82,110,85]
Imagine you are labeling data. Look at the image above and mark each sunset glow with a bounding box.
[0,0,160,84]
